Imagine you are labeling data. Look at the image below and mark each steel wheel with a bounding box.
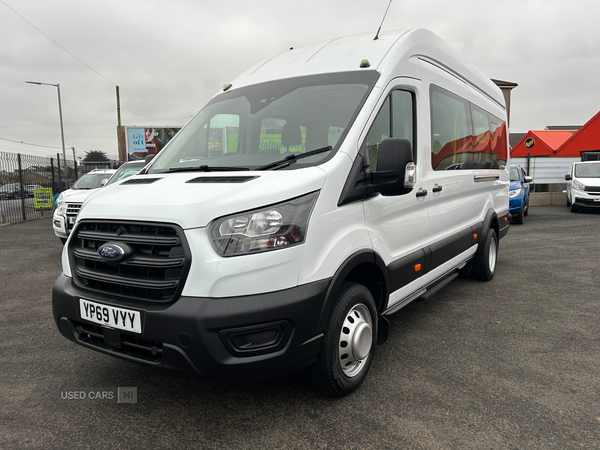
[309,282,377,396]
[338,303,373,378]
[488,234,497,274]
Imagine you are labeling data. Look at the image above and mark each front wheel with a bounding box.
[473,228,498,281]
[570,203,577,213]
[513,208,524,224]
[309,282,377,397]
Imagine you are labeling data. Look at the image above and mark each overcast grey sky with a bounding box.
[1,0,599,160]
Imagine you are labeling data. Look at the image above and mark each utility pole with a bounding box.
[116,86,124,161]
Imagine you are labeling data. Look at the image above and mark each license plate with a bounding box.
[79,299,142,334]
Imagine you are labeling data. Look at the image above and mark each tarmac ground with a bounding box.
[0,206,598,449]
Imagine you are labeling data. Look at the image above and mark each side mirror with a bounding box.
[524,176,533,183]
[145,154,156,164]
[371,138,415,196]
[565,174,571,181]
[100,178,108,186]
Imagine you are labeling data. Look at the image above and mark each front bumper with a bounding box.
[52,274,330,381]
[572,190,600,209]
[509,196,524,214]
[573,197,600,208]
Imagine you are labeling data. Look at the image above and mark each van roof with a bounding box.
[228,29,504,108]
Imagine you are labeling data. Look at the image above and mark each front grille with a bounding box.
[578,198,600,205]
[584,186,600,194]
[65,203,82,231]
[69,220,191,303]
[72,320,163,363]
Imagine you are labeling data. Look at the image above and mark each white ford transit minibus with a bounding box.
[53,29,510,396]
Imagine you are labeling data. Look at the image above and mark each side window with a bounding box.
[489,119,508,169]
[364,90,415,172]
[365,97,391,171]
[471,107,491,169]
[431,88,471,171]
[391,90,415,151]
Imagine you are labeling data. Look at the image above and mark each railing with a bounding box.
[0,151,121,225]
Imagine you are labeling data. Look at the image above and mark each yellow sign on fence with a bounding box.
[34,188,53,209]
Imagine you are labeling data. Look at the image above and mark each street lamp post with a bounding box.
[26,81,68,188]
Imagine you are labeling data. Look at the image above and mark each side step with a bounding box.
[383,270,460,316]
[418,271,459,301]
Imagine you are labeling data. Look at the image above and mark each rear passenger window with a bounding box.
[364,90,415,171]
[431,87,471,171]
[431,85,508,170]
[489,120,508,169]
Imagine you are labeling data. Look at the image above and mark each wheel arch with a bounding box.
[478,208,499,254]
[317,250,389,334]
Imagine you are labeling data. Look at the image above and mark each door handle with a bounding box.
[433,184,443,193]
[416,188,428,198]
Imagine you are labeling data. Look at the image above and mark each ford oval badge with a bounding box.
[98,243,126,262]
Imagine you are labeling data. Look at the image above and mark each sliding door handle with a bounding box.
[416,188,428,198]
[432,184,443,193]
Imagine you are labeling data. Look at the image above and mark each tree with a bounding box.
[83,150,109,162]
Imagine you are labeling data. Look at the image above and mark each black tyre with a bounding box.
[524,196,529,217]
[570,203,577,213]
[566,197,571,207]
[513,208,524,224]
[60,238,67,245]
[473,228,498,281]
[309,282,377,397]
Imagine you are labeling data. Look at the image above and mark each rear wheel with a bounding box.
[309,282,377,397]
[473,228,498,281]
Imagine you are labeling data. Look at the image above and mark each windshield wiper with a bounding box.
[256,146,333,171]
[162,165,250,173]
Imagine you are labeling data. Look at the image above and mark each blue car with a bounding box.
[509,164,532,224]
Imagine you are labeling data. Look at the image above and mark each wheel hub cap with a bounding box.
[338,304,373,378]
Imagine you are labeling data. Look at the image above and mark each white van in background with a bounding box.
[53,29,510,396]
[52,169,116,243]
[565,161,600,212]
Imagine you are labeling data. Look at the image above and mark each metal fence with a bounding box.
[0,151,120,225]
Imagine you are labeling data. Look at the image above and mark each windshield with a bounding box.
[105,163,145,186]
[72,173,111,190]
[575,163,600,178]
[510,167,520,181]
[148,71,378,174]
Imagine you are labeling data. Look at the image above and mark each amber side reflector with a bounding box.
[473,234,478,240]
[414,264,422,272]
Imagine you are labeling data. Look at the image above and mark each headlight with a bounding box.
[209,191,319,257]
[55,193,66,216]
[509,188,521,198]
[572,179,586,191]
